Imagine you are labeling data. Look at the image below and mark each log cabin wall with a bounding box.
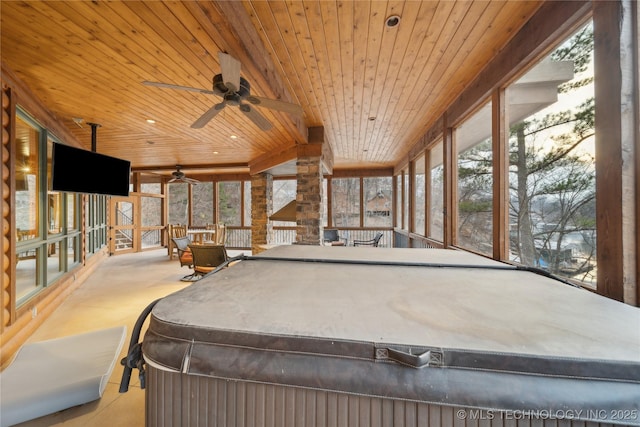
[1,78,14,332]
[0,66,110,368]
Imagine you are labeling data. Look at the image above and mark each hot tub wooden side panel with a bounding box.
[146,367,625,427]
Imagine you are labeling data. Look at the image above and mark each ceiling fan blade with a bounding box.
[191,102,226,129]
[239,104,273,131]
[218,52,241,93]
[183,177,200,184]
[143,80,215,95]
[246,96,303,117]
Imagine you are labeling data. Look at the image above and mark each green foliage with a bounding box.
[459,200,492,213]
[574,216,596,229]
[561,77,594,93]
[457,138,493,179]
[552,22,593,94]
[572,98,595,137]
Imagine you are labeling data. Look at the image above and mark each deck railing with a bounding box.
[141,229,162,248]
[222,227,394,249]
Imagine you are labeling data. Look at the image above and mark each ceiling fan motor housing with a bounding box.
[212,74,250,98]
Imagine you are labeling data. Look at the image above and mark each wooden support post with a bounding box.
[594,0,638,304]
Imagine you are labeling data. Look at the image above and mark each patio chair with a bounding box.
[215,223,227,245]
[186,244,229,281]
[323,229,347,246]
[353,232,384,247]
[167,224,187,259]
[173,236,198,281]
[172,236,193,268]
[203,223,226,245]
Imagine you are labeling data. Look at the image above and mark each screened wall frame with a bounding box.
[326,175,394,248]
[325,172,394,229]
[395,170,404,230]
[162,170,395,249]
[428,139,446,244]
[397,4,626,295]
[84,193,108,257]
[404,137,447,249]
[445,17,598,284]
[163,174,254,249]
[451,98,494,258]
[391,167,408,232]
[412,152,426,238]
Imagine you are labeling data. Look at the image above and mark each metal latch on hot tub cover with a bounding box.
[375,345,444,368]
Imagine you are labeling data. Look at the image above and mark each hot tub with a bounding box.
[142,245,640,426]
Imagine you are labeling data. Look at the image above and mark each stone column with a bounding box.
[295,127,330,245]
[250,172,273,254]
[295,153,323,245]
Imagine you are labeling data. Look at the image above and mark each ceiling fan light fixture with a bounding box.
[385,15,400,28]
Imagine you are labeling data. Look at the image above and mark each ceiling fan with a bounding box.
[142,52,303,131]
[168,165,200,184]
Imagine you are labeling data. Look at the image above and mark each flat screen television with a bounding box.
[51,142,131,196]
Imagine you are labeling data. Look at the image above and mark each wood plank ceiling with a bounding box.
[1,1,542,178]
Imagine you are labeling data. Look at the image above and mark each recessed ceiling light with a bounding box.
[213,151,219,154]
[385,15,400,28]
[146,119,156,124]
[230,135,238,139]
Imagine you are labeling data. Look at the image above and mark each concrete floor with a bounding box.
[12,247,247,427]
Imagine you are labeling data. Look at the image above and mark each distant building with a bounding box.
[366,191,391,217]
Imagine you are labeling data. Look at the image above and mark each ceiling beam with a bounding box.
[248,145,298,175]
[132,163,248,173]
[248,126,331,175]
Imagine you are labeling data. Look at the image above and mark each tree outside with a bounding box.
[332,177,360,227]
[363,177,393,228]
[508,22,595,284]
[218,181,242,225]
[456,21,596,284]
[456,104,494,257]
[168,182,189,225]
[191,182,214,227]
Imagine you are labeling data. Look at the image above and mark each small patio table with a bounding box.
[187,229,216,244]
